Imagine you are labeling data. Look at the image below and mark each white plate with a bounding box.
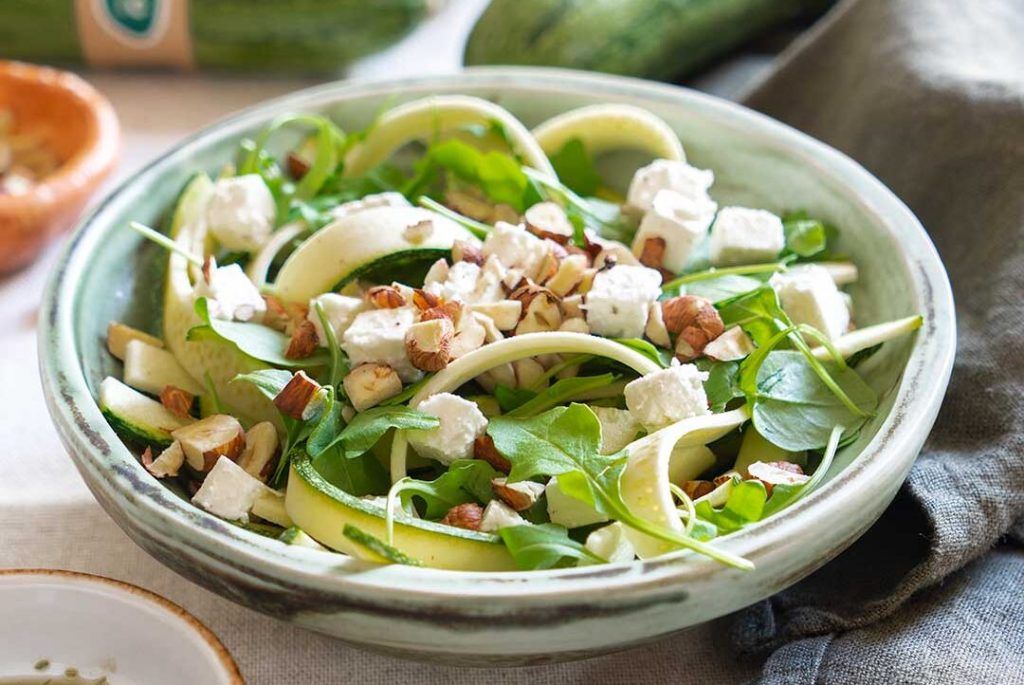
[0,570,243,684]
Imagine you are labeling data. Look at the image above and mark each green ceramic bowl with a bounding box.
[39,68,955,664]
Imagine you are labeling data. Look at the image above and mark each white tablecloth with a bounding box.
[1,2,770,681]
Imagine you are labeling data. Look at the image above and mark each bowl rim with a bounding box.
[38,67,956,604]
[0,60,120,213]
[0,568,244,683]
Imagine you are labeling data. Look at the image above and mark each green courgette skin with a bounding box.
[0,0,426,73]
[464,0,834,81]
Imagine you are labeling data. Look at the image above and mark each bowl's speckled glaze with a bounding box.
[38,68,955,664]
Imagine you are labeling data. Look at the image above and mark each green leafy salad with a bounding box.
[99,96,922,572]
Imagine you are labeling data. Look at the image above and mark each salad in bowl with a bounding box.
[99,95,921,573]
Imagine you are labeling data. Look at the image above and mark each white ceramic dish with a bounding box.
[0,569,243,683]
[39,68,956,664]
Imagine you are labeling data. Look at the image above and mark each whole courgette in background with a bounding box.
[465,0,835,81]
[0,0,426,73]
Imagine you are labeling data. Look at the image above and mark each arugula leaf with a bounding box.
[393,459,499,518]
[681,274,766,303]
[612,338,672,368]
[695,478,768,533]
[696,359,743,413]
[549,138,602,196]
[324,406,439,459]
[507,374,619,418]
[191,298,330,369]
[494,384,537,413]
[749,351,876,451]
[231,369,292,399]
[410,138,532,211]
[342,524,423,566]
[715,285,787,347]
[783,217,827,258]
[661,263,786,297]
[306,387,343,456]
[488,404,753,569]
[311,443,389,497]
[499,523,603,570]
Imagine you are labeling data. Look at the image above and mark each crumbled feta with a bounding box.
[406,392,488,465]
[624,363,710,431]
[585,522,636,563]
[306,293,366,347]
[632,188,716,272]
[584,265,663,338]
[206,175,276,252]
[626,159,715,214]
[480,499,529,532]
[708,206,785,266]
[330,191,410,220]
[769,264,851,341]
[591,406,643,455]
[430,260,481,302]
[546,476,608,528]
[191,456,270,521]
[425,256,507,304]
[481,221,550,281]
[341,307,422,382]
[194,262,266,322]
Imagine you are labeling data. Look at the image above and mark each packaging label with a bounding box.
[75,0,195,69]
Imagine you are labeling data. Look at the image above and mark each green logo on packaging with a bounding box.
[104,0,158,37]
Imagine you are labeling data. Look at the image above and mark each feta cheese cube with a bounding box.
[406,392,488,464]
[194,262,266,322]
[585,522,636,563]
[708,206,785,266]
[591,406,643,455]
[480,499,529,532]
[191,456,270,521]
[330,191,410,220]
[546,476,608,528]
[481,221,550,281]
[632,188,716,272]
[206,175,276,252]
[306,293,366,347]
[341,307,422,382]
[584,265,663,338]
[624,364,710,431]
[769,264,851,341]
[626,159,715,214]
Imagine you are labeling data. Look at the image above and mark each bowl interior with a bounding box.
[0,63,100,168]
[39,71,954,623]
[75,78,920,487]
[0,571,240,683]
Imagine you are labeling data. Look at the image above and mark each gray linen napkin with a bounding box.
[731,0,1024,682]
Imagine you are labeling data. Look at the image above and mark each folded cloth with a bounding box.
[732,0,1024,682]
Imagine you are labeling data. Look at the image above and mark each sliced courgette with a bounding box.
[342,94,555,177]
[98,376,194,449]
[278,526,327,550]
[619,407,751,560]
[123,339,204,396]
[161,173,280,428]
[532,104,685,162]
[271,206,477,303]
[286,452,517,571]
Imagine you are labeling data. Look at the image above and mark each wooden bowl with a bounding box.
[0,61,119,272]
